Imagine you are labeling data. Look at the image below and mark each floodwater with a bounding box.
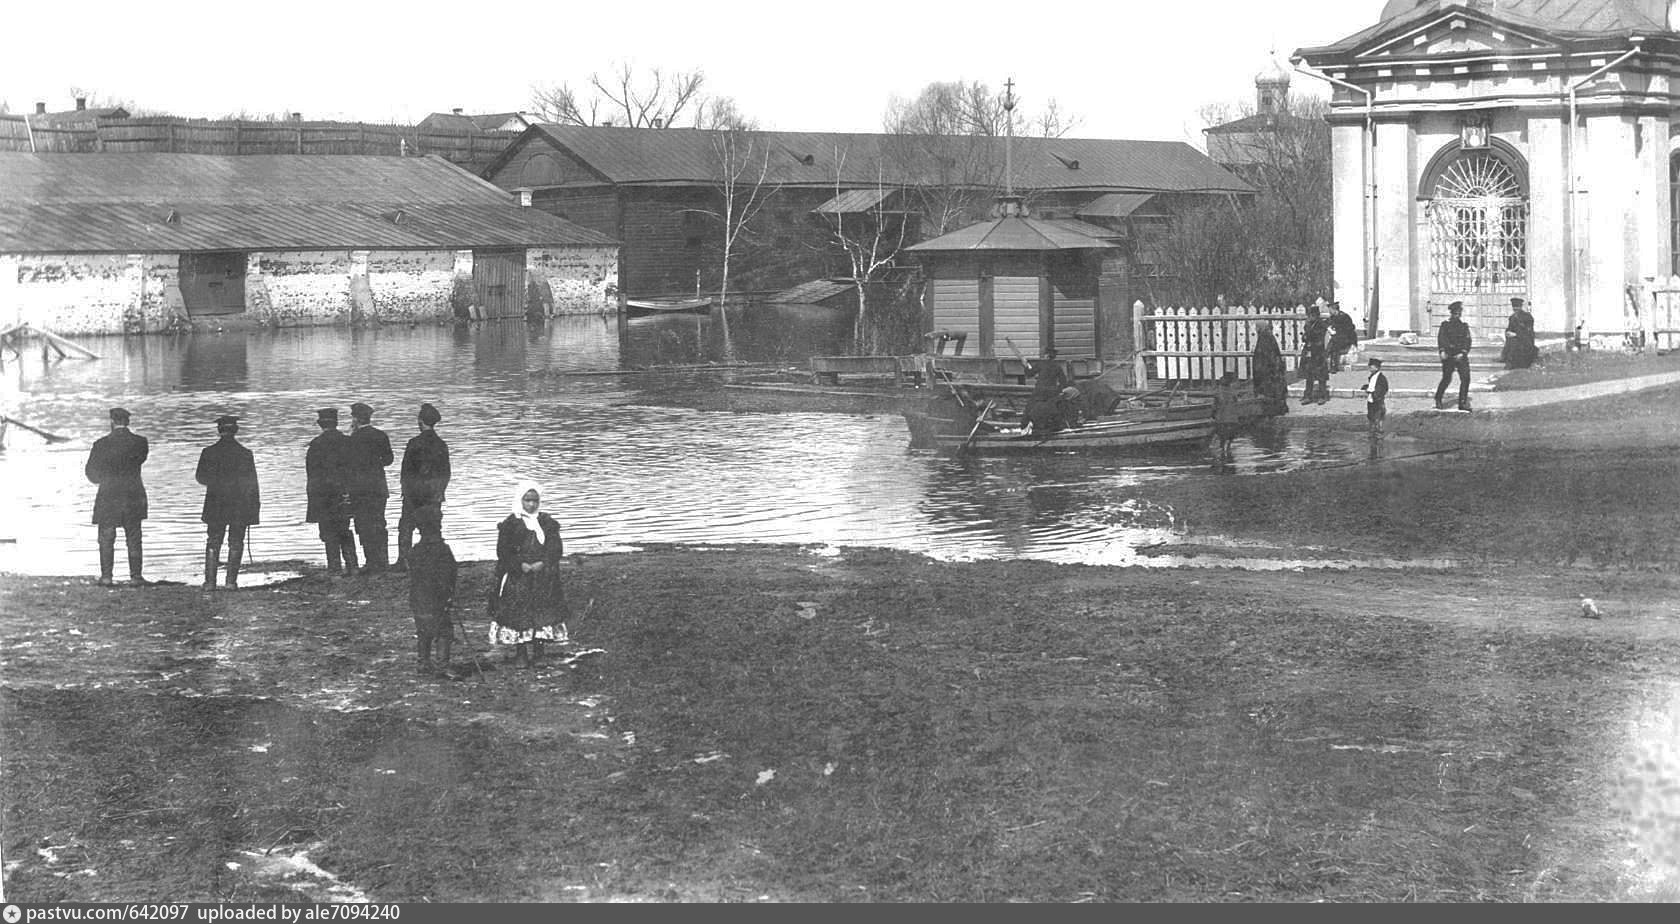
[0,304,1408,583]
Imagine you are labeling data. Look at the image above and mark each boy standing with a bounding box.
[407,506,458,676]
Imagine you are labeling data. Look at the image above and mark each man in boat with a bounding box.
[84,407,149,587]
[1025,348,1078,433]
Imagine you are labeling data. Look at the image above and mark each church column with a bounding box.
[1526,114,1568,335]
[1580,114,1636,336]
[1330,121,1369,329]
[1373,118,1417,333]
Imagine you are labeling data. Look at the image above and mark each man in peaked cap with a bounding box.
[1434,300,1473,411]
[394,402,451,573]
[305,407,358,575]
[345,402,394,574]
[195,414,261,590]
[84,407,150,586]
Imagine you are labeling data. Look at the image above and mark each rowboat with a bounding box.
[903,380,1264,454]
[624,296,714,317]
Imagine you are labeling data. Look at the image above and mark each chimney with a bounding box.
[75,97,87,111]
[651,117,663,129]
[35,102,45,115]
[452,107,463,115]
[290,112,302,121]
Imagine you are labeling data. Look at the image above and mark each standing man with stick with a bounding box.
[393,402,451,573]
[195,414,261,590]
[85,407,149,587]
[346,402,394,575]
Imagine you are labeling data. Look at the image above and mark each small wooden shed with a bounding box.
[905,197,1121,360]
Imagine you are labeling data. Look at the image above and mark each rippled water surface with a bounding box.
[1,307,1394,581]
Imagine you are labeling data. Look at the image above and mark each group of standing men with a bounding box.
[85,401,450,588]
[305,401,452,576]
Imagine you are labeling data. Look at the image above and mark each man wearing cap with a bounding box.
[195,415,261,590]
[85,407,149,587]
[345,402,394,574]
[1434,300,1474,411]
[1360,356,1390,454]
[394,402,451,573]
[305,408,358,574]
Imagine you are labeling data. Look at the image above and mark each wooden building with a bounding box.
[0,153,618,335]
[480,124,1251,302]
[905,197,1122,360]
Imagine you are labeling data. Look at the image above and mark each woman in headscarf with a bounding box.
[490,481,568,667]
[1250,319,1289,417]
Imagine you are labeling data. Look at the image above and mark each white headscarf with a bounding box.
[511,480,545,544]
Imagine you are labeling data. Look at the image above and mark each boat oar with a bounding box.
[0,414,72,443]
[959,400,995,453]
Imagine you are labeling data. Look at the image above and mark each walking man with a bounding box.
[195,414,261,590]
[394,402,451,573]
[305,407,357,575]
[346,401,394,575]
[1434,300,1473,411]
[85,407,149,587]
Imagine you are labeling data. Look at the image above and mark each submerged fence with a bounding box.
[0,116,517,172]
[1133,302,1309,385]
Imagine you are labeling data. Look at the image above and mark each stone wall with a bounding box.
[527,245,618,314]
[1,253,179,334]
[4,245,620,332]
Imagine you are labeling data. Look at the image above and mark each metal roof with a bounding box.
[1297,0,1667,59]
[0,202,616,253]
[496,125,1252,195]
[0,152,516,205]
[0,153,618,252]
[1073,193,1157,219]
[905,216,1121,253]
[811,188,896,214]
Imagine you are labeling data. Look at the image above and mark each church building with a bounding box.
[1293,0,1680,344]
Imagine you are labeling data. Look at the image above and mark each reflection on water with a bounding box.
[1,308,1399,581]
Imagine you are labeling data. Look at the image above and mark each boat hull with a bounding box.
[624,297,713,317]
[906,406,1215,453]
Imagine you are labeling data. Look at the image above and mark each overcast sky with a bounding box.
[3,1,1382,147]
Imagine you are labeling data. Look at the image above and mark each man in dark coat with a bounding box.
[195,415,261,590]
[346,401,394,574]
[1299,302,1331,404]
[1327,300,1360,373]
[85,407,149,587]
[1435,300,1474,411]
[305,407,357,575]
[1502,296,1538,370]
[393,402,451,573]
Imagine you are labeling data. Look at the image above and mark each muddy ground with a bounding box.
[4,383,1680,902]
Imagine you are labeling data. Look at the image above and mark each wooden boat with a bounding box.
[624,296,714,317]
[903,380,1265,454]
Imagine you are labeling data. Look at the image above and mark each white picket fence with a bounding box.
[1132,301,1310,385]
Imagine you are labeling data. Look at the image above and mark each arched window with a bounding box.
[1670,153,1680,275]
[1422,142,1528,295]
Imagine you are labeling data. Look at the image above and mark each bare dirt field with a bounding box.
[4,379,1680,902]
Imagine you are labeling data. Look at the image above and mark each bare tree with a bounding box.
[530,63,705,128]
[696,96,757,132]
[703,129,779,316]
[1152,94,1331,305]
[881,80,1082,237]
[819,145,914,351]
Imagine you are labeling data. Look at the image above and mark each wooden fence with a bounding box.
[0,116,517,172]
[1133,302,1309,385]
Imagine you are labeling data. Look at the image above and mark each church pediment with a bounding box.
[1355,12,1559,61]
